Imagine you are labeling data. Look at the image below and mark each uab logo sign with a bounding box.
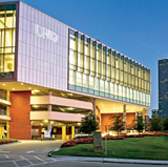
[34,23,58,43]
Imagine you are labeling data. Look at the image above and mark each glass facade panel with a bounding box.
[0,4,16,74]
[68,29,151,107]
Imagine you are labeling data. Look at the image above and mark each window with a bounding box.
[68,29,150,107]
[69,70,75,85]
[0,5,16,73]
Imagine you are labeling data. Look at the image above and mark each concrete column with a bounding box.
[6,121,10,138]
[47,121,52,131]
[49,90,52,96]
[123,104,126,132]
[7,90,10,101]
[48,105,52,111]
[71,126,75,140]
[93,99,97,116]
[143,108,145,132]
[62,125,66,140]
[135,112,138,123]
[7,91,10,117]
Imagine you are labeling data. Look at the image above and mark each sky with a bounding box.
[1,0,168,117]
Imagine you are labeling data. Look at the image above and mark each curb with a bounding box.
[48,154,168,165]
[0,141,21,148]
[103,158,168,165]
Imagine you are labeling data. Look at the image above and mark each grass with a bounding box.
[52,136,168,160]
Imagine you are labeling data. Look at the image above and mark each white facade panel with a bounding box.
[17,2,69,92]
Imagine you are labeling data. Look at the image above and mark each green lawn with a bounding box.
[52,136,168,160]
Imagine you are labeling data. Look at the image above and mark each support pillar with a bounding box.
[62,125,66,140]
[49,90,52,96]
[71,126,75,140]
[48,105,52,111]
[135,112,138,123]
[47,121,52,131]
[93,99,97,116]
[143,108,145,132]
[123,104,126,132]
[7,90,10,101]
[6,121,9,138]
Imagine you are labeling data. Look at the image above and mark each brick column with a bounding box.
[10,91,31,140]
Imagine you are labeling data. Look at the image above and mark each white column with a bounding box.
[47,121,52,131]
[48,105,52,111]
[93,99,97,116]
[49,90,52,96]
[143,108,145,132]
[123,104,126,132]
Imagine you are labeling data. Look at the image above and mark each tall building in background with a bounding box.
[0,1,151,140]
[158,59,168,118]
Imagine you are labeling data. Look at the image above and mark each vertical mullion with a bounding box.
[82,35,85,74]
[88,38,91,75]
[75,31,78,72]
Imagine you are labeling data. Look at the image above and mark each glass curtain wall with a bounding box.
[68,30,151,107]
[0,4,16,76]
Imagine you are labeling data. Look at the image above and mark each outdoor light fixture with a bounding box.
[21,83,24,85]
[32,89,40,94]
[3,84,5,86]
[12,88,15,90]
[44,120,48,123]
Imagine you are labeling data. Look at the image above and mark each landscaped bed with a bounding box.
[52,135,168,160]
[0,138,18,145]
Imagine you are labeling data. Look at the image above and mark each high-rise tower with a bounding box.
[158,59,168,118]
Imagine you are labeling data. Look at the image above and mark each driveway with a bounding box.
[0,140,64,167]
[0,140,167,167]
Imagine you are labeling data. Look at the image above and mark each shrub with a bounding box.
[61,140,77,147]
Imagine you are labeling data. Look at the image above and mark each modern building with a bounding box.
[0,1,151,140]
[158,59,168,118]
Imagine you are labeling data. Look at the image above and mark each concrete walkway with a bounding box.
[49,154,168,165]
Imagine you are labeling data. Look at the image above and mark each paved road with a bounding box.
[0,140,168,167]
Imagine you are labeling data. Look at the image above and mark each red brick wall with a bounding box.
[126,113,135,124]
[101,113,121,132]
[101,113,136,132]
[10,91,31,139]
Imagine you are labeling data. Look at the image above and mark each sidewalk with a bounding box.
[49,154,168,165]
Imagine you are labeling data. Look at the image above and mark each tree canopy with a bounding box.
[150,115,163,131]
[79,112,99,134]
[133,116,144,133]
[109,114,125,136]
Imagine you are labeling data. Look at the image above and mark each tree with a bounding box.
[109,114,125,136]
[163,117,168,131]
[79,112,99,134]
[133,116,144,133]
[150,115,163,131]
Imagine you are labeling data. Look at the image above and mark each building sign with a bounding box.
[0,72,13,79]
[34,23,58,43]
